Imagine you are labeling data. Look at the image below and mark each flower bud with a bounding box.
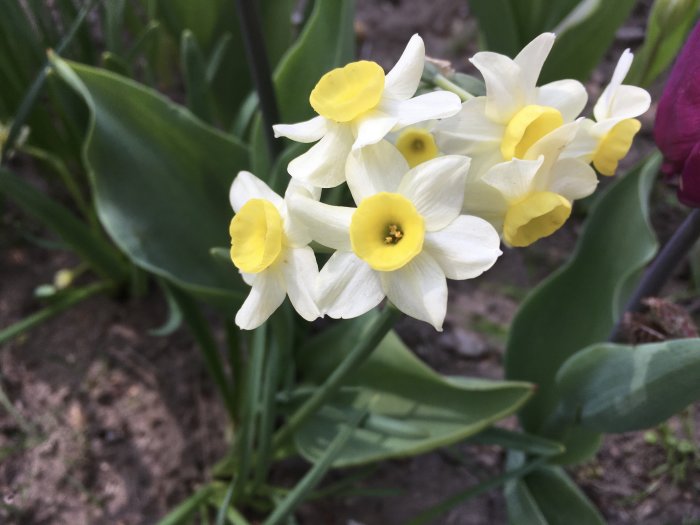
[654,22,700,206]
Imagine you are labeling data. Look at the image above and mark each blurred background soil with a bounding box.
[1,0,699,523]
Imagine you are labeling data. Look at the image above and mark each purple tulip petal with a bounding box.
[678,142,700,207]
[655,22,700,179]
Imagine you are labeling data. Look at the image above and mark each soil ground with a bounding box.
[2,0,700,524]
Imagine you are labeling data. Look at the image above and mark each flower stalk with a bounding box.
[610,207,700,342]
[233,0,282,161]
[271,305,402,450]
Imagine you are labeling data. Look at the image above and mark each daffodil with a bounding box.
[289,141,502,330]
[564,49,651,176]
[229,172,320,330]
[462,125,597,247]
[392,120,440,168]
[434,33,587,176]
[272,34,462,188]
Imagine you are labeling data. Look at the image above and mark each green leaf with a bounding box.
[249,0,355,183]
[155,0,294,129]
[504,154,659,451]
[556,338,700,433]
[468,0,521,55]
[181,30,214,123]
[505,458,604,525]
[541,0,637,82]
[50,56,248,309]
[627,0,700,86]
[294,312,533,467]
[0,168,127,281]
[468,427,565,457]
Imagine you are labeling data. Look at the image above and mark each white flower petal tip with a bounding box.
[380,253,448,331]
[272,116,328,143]
[425,215,502,281]
[384,34,426,101]
[594,49,650,122]
[229,170,283,213]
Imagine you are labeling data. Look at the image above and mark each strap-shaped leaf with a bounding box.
[556,338,700,433]
[505,462,604,525]
[51,56,248,309]
[505,154,659,456]
[294,312,533,466]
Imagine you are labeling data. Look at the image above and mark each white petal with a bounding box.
[284,178,322,202]
[397,155,471,231]
[352,110,399,150]
[537,79,587,121]
[424,215,502,280]
[548,158,598,201]
[603,85,651,121]
[513,33,556,101]
[273,116,328,143]
[287,194,353,251]
[283,180,322,247]
[434,98,504,155]
[346,140,408,203]
[235,269,286,330]
[279,246,320,322]
[523,121,579,177]
[384,34,425,101]
[380,252,447,331]
[288,122,353,188]
[240,271,255,286]
[317,252,384,319]
[381,91,462,129]
[561,118,599,161]
[481,157,543,203]
[229,171,283,213]
[594,49,633,121]
[470,51,525,122]
[462,179,509,232]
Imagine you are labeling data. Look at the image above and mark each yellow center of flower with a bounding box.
[501,105,564,160]
[350,192,425,271]
[396,128,440,168]
[229,199,285,274]
[309,61,385,123]
[592,118,641,176]
[503,191,572,247]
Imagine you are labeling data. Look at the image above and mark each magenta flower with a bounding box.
[655,22,700,206]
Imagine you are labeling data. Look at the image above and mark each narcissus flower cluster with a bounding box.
[228,33,650,330]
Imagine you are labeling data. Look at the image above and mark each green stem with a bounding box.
[232,0,281,161]
[263,408,367,525]
[271,306,401,451]
[1,0,100,161]
[167,285,236,419]
[0,281,111,345]
[253,322,281,488]
[432,73,473,101]
[231,326,267,505]
[21,145,97,230]
[610,208,700,341]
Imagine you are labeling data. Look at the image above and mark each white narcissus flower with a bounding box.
[229,172,321,330]
[564,49,651,176]
[289,141,502,331]
[272,34,462,188]
[434,33,587,177]
[391,120,441,168]
[462,125,598,247]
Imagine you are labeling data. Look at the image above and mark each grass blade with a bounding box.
[263,408,367,525]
